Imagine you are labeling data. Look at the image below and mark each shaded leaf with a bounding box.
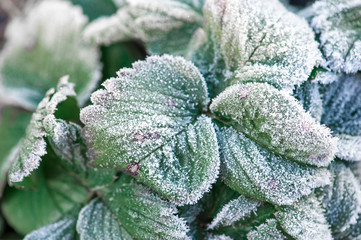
[0,0,101,109]
[215,123,330,205]
[275,195,332,240]
[68,0,117,21]
[247,219,286,240]
[81,55,219,205]
[211,83,337,167]
[311,0,361,73]
[77,198,132,240]
[24,210,78,240]
[203,0,321,89]
[99,174,190,240]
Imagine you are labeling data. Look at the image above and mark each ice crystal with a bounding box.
[247,219,286,240]
[0,0,101,109]
[81,55,219,205]
[208,195,261,230]
[311,0,361,73]
[203,0,322,89]
[8,76,75,183]
[211,83,337,167]
[83,0,203,55]
[215,124,330,205]
[275,195,332,240]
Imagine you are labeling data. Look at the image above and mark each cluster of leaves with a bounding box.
[0,0,360,239]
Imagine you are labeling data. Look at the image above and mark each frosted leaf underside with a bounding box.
[321,73,361,161]
[203,0,321,89]
[77,199,132,240]
[8,76,76,183]
[208,194,261,230]
[323,162,361,234]
[312,0,361,73]
[83,0,203,55]
[211,83,337,167]
[81,55,219,205]
[215,124,330,205]
[0,0,100,109]
[24,213,77,240]
[275,195,332,240]
[99,175,190,240]
[247,219,286,240]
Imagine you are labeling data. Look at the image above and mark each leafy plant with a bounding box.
[0,0,360,239]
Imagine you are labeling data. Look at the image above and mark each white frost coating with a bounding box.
[81,55,219,205]
[24,215,77,240]
[216,125,331,205]
[207,234,233,240]
[247,219,286,240]
[203,0,322,89]
[211,83,337,167]
[0,0,101,107]
[313,71,341,84]
[311,0,361,73]
[83,0,203,45]
[336,135,361,161]
[275,195,332,240]
[8,76,76,183]
[77,199,133,240]
[208,195,261,230]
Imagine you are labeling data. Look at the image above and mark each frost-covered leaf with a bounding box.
[321,73,361,161]
[247,219,286,240]
[0,107,31,195]
[203,0,321,89]
[208,195,261,230]
[275,195,332,240]
[311,0,361,73]
[322,162,361,234]
[81,55,219,205]
[83,0,203,55]
[210,83,337,167]
[99,174,189,240]
[2,154,88,235]
[77,198,132,240]
[0,0,101,109]
[215,123,330,205]
[8,76,76,183]
[206,234,233,240]
[69,0,117,21]
[24,211,78,240]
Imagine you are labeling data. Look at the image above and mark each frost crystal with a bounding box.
[83,0,203,55]
[203,0,322,89]
[211,83,337,167]
[8,76,76,183]
[208,195,261,230]
[311,0,361,73]
[216,124,330,205]
[275,195,332,240]
[0,0,101,109]
[247,219,286,240]
[81,55,220,205]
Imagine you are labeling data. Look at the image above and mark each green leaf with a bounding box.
[322,162,361,235]
[2,154,88,235]
[208,195,261,230]
[68,0,117,21]
[24,210,79,240]
[81,55,220,205]
[0,107,31,195]
[203,0,321,89]
[320,73,361,161]
[215,123,330,205]
[247,219,286,240]
[275,195,332,240]
[0,0,101,109]
[311,0,361,73]
[210,83,337,167]
[8,76,76,184]
[99,174,190,239]
[83,0,203,55]
[77,198,132,240]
